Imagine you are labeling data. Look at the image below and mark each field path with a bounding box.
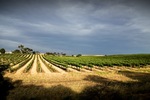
[30,55,38,74]
[40,55,66,73]
[38,55,51,74]
[15,55,35,74]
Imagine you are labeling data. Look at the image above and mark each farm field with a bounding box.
[1,54,150,100]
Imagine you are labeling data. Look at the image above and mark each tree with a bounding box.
[18,45,33,54]
[61,52,66,56]
[0,48,5,54]
[76,54,82,57]
[12,49,21,54]
[32,51,36,54]
[18,45,24,54]
[45,52,55,56]
[24,47,33,54]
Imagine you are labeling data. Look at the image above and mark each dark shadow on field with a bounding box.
[0,65,14,100]
[118,71,150,82]
[6,78,122,100]
[7,73,150,100]
[1,65,77,100]
[82,75,125,100]
[1,67,150,100]
[83,71,150,100]
[8,84,77,100]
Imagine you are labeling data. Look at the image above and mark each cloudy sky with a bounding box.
[0,0,150,54]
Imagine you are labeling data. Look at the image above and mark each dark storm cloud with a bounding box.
[0,0,150,54]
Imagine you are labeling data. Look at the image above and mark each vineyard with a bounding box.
[0,54,150,74]
[1,54,150,100]
[0,54,65,74]
[43,54,150,71]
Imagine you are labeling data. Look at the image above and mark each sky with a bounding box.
[0,0,150,55]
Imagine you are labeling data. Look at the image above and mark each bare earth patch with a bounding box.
[30,55,38,74]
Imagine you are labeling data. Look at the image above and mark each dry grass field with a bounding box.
[1,54,150,99]
[4,66,150,100]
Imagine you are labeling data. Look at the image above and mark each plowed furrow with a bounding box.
[38,55,51,74]
[40,55,66,73]
[15,55,35,74]
[30,55,38,74]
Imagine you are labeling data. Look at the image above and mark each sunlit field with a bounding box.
[0,54,150,100]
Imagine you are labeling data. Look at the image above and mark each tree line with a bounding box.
[0,45,37,54]
[15,45,35,54]
[1,45,67,55]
